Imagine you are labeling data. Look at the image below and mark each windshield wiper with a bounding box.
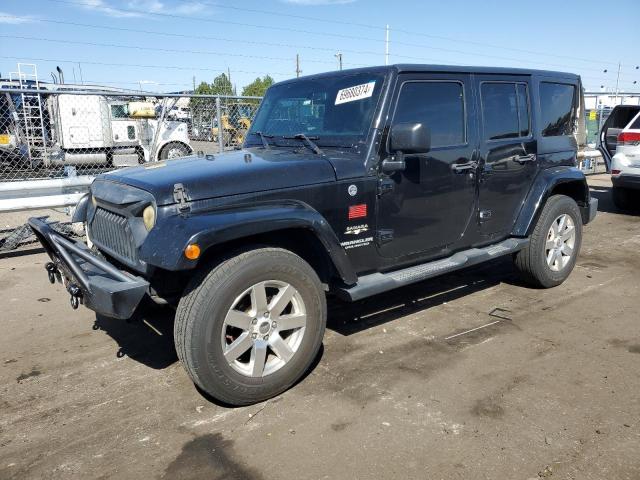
[283,133,324,155]
[252,131,274,149]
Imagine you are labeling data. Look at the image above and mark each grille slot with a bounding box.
[90,207,138,263]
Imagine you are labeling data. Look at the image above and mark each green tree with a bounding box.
[211,73,234,96]
[241,75,274,97]
[194,81,214,95]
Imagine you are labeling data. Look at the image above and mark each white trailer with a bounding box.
[46,94,192,167]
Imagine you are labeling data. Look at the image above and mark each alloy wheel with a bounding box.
[220,280,307,378]
[545,214,576,272]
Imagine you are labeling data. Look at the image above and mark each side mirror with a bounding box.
[390,122,431,154]
[382,123,431,174]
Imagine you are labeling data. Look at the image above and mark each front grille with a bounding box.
[90,207,138,263]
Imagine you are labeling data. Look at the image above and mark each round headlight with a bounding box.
[142,205,156,231]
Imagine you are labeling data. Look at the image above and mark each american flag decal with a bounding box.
[348,204,367,219]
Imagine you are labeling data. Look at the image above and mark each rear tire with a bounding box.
[612,186,633,211]
[514,194,582,288]
[174,247,326,406]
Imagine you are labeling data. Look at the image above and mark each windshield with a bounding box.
[247,71,386,147]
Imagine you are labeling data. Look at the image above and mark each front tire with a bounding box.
[174,247,326,406]
[514,194,582,288]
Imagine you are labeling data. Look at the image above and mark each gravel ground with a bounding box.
[0,173,639,480]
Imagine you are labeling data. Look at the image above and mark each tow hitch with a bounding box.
[45,262,59,284]
[67,284,83,309]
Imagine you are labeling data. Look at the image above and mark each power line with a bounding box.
[44,0,636,67]
[14,0,640,78]
[0,55,292,77]
[0,34,367,67]
[36,0,388,44]
[0,16,404,59]
[170,0,631,67]
[2,15,636,79]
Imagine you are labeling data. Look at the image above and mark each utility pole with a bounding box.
[385,24,390,65]
[296,54,302,78]
[335,52,343,71]
[77,62,84,84]
[192,75,196,92]
[614,61,621,105]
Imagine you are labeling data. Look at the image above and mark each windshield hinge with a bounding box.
[377,178,394,196]
[376,229,394,245]
[173,183,190,212]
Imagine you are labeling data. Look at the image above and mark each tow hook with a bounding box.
[45,262,58,284]
[67,284,83,310]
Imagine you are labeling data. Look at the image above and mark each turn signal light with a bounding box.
[184,243,201,260]
[611,169,621,175]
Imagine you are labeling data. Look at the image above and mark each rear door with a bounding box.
[475,76,537,240]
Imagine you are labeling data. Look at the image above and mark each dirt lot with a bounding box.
[1,174,639,480]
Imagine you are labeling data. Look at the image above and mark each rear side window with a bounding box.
[539,82,576,137]
[481,82,530,140]
[627,112,640,130]
[393,81,465,148]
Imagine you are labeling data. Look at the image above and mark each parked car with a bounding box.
[598,105,640,172]
[30,65,597,406]
[610,110,640,209]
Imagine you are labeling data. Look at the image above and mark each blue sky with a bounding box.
[0,0,638,93]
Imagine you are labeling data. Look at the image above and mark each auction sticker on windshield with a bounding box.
[335,81,376,105]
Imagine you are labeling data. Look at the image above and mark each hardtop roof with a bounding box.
[276,64,580,85]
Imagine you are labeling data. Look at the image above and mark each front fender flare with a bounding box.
[139,200,357,285]
[512,166,589,237]
[71,193,90,223]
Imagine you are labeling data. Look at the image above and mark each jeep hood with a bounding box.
[97,148,338,206]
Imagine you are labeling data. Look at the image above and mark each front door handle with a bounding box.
[513,153,537,164]
[451,161,478,173]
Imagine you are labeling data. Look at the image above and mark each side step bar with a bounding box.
[335,237,529,302]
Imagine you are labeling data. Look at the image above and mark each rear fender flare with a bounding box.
[512,166,589,237]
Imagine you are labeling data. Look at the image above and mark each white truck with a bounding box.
[45,94,192,167]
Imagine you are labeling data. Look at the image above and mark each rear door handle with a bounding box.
[513,153,537,164]
[451,161,478,173]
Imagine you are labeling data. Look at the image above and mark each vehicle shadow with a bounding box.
[327,257,520,336]
[93,299,178,370]
[589,184,640,216]
[92,257,521,371]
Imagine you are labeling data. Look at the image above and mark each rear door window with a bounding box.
[481,82,530,140]
[393,81,466,148]
[539,82,576,137]
[627,112,640,130]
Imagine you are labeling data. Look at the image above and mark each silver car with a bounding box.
[610,110,640,209]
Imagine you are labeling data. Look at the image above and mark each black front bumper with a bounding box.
[28,218,149,319]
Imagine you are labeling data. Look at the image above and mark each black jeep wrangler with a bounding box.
[30,65,598,406]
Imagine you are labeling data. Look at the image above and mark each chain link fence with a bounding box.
[2,84,640,254]
[0,84,261,252]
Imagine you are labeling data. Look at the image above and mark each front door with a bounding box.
[377,73,478,259]
[475,76,537,239]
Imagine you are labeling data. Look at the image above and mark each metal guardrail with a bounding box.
[0,175,93,212]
